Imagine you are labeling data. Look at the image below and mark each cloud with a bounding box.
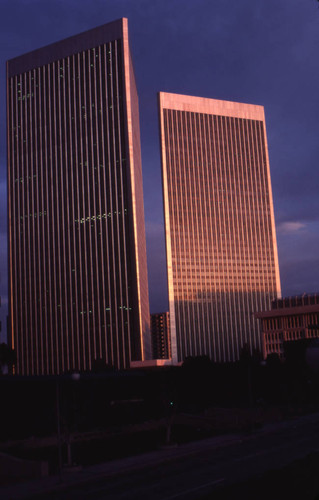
[278,221,306,234]
[279,257,319,297]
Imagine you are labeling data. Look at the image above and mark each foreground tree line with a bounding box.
[1,341,319,441]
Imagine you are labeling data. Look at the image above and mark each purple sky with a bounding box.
[1,0,319,342]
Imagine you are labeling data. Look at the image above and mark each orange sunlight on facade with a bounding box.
[7,19,150,374]
[159,92,281,363]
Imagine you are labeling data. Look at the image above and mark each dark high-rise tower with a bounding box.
[7,19,150,374]
[158,92,281,364]
[151,312,170,360]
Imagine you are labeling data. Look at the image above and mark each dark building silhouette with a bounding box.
[7,19,150,374]
[256,293,319,359]
[151,312,170,360]
[158,92,281,363]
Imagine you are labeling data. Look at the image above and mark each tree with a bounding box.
[0,343,16,374]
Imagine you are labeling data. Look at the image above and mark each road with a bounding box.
[3,412,319,500]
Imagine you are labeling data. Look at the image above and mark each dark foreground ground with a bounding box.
[2,360,319,498]
[2,412,319,500]
[0,405,285,479]
[204,451,319,500]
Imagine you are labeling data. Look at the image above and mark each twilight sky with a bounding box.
[0,0,318,342]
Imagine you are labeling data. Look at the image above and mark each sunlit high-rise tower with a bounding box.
[7,19,150,374]
[158,92,281,363]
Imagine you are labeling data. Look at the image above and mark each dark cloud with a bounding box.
[277,220,319,296]
[145,222,168,314]
[275,197,319,225]
[280,257,319,297]
[0,0,318,323]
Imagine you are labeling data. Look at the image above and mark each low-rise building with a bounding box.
[256,294,319,359]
